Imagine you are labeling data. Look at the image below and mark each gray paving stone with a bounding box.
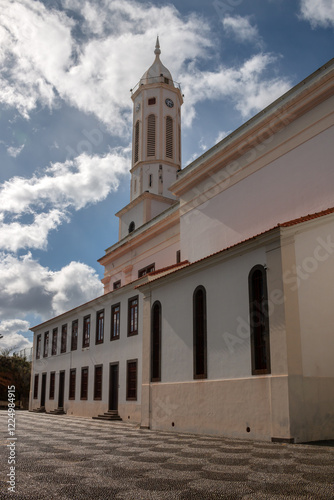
[0,411,333,499]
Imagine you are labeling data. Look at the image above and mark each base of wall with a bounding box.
[271,437,295,443]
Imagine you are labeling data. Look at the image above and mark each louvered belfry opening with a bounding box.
[134,120,140,163]
[166,116,173,159]
[147,114,156,157]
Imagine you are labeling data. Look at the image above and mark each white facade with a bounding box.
[30,50,334,443]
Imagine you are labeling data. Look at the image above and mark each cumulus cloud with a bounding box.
[222,15,261,44]
[1,151,129,214]
[0,210,67,252]
[46,261,104,316]
[0,150,129,252]
[299,0,334,28]
[0,0,211,132]
[0,0,290,132]
[180,53,291,126]
[0,319,32,352]
[0,252,103,321]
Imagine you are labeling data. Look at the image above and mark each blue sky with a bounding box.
[0,0,333,352]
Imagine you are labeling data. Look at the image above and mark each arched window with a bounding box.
[147,114,156,157]
[166,116,173,159]
[128,221,135,233]
[134,120,140,163]
[248,265,271,375]
[151,301,162,382]
[193,286,207,379]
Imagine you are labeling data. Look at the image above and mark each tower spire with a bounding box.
[154,36,161,56]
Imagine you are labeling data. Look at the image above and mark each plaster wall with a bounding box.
[119,200,145,239]
[103,219,180,290]
[284,218,334,442]
[30,287,143,422]
[144,240,292,440]
[180,102,334,262]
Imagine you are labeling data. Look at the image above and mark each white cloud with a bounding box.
[0,0,293,135]
[299,0,334,28]
[1,151,129,214]
[0,319,32,352]
[0,150,129,252]
[0,0,211,132]
[7,144,24,157]
[0,210,67,252]
[215,130,232,143]
[46,261,104,316]
[0,252,103,321]
[181,53,291,125]
[222,15,261,44]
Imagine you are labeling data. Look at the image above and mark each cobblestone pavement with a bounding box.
[0,411,333,499]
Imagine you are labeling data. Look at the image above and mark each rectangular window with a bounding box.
[49,372,55,399]
[111,303,120,340]
[43,332,49,357]
[127,360,137,400]
[148,97,156,105]
[69,369,76,400]
[83,315,90,348]
[176,250,181,264]
[33,374,39,399]
[80,367,88,400]
[61,324,67,353]
[96,310,104,344]
[94,365,103,400]
[128,296,139,336]
[71,320,78,351]
[138,264,155,278]
[113,280,121,290]
[51,328,58,356]
[36,334,41,359]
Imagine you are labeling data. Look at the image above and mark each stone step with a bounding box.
[48,409,66,415]
[30,407,46,413]
[92,413,122,421]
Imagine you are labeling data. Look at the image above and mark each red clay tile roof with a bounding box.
[277,207,334,227]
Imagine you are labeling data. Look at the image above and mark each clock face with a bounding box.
[165,98,174,108]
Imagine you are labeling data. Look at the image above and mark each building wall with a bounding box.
[102,215,180,291]
[179,99,334,262]
[30,286,143,422]
[282,217,334,442]
[143,239,294,440]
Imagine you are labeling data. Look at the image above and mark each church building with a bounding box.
[30,40,334,443]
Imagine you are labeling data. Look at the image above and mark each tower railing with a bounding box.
[130,76,182,95]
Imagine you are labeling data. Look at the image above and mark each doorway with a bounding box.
[41,373,47,407]
[109,363,119,411]
[58,371,65,408]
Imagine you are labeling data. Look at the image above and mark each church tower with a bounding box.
[116,38,183,240]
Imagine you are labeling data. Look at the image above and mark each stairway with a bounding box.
[92,410,122,421]
[47,407,66,415]
[30,406,46,413]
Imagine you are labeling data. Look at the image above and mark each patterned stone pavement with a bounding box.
[0,411,333,499]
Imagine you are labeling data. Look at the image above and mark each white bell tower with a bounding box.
[116,38,183,239]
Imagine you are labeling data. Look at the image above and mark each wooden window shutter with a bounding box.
[166,116,173,159]
[147,114,156,157]
[134,120,140,163]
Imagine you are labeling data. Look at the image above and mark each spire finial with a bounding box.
[154,36,161,56]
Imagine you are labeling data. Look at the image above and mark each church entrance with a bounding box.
[109,363,119,411]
